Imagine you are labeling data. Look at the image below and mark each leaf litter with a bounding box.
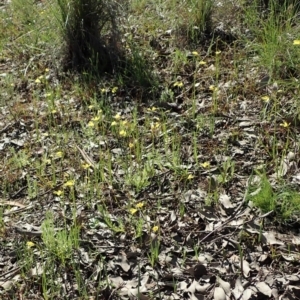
[1,0,300,299]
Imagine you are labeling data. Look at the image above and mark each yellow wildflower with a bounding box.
[152,226,159,233]
[293,40,300,45]
[130,208,137,215]
[45,68,49,72]
[82,163,91,169]
[51,109,57,114]
[201,161,210,168]
[187,174,194,180]
[209,85,216,91]
[87,121,95,127]
[35,78,41,83]
[119,130,127,137]
[111,121,118,126]
[129,142,134,149]
[199,60,206,65]
[112,87,118,93]
[63,180,75,187]
[151,122,160,131]
[280,121,290,128]
[55,151,63,158]
[147,107,157,112]
[91,116,100,122]
[114,113,121,120]
[261,96,270,102]
[27,241,35,248]
[45,159,51,165]
[88,105,94,110]
[173,81,183,88]
[53,190,63,196]
[136,202,144,209]
[192,51,199,56]
[215,50,221,55]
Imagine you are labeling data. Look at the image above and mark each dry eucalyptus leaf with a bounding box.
[232,277,244,299]
[0,280,14,291]
[262,232,284,246]
[255,282,272,297]
[29,262,44,277]
[219,193,234,209]
[241,288,252,300]
[214,287,226,300]
[217,277,231,296]
[188,280,208,293]
[242,260,251,277]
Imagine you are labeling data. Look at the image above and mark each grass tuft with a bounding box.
[177,0,214,43]
[56,0,125,74]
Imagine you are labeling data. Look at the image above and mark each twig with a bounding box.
[199,185,249,243]
[10,186,27,198]
[13,224,63,237]
[0,122,14,135]
[3,205,33,216]
[0,266,21,280]
[75,144,96,168]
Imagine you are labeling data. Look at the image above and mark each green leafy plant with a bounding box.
[248,172,300,220]
[148,239,160,267]
[217,158,235,185]
[41,212,80,265]
[247,172,275,213]
[125,157,157,192]
[276,190,300,220]
[97,205,125,233]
